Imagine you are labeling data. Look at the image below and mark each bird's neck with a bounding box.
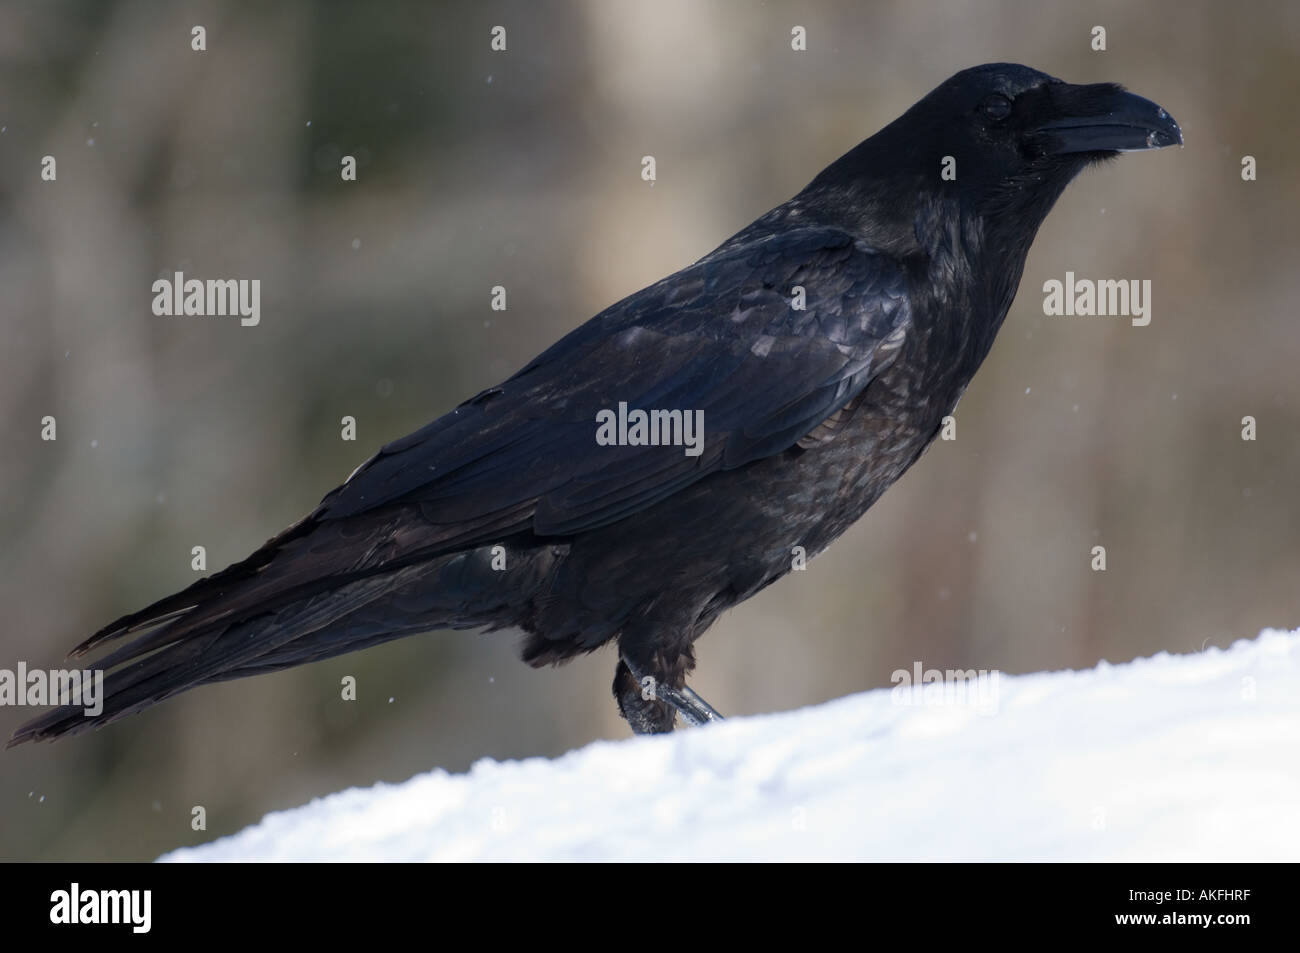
[908,192,1063,379]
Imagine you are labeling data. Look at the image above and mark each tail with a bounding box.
[8,512,554,746]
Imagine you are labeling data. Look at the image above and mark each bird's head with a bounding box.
[915,63,1181,217]
[803,63,1182,254]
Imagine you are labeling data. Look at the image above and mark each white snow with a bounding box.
[162,628,1300,862]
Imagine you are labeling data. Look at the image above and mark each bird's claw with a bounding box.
[623,658,725,728]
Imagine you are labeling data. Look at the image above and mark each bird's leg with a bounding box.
[613,659,674,734]
[615,656,724,731]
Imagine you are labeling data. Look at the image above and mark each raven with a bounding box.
[10,63,1181,744]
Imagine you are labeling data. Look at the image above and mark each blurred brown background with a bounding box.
[1,0,1297,860]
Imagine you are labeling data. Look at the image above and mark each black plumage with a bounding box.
[11,63,1180,743]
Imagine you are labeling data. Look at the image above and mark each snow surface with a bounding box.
[162,629,1300,862]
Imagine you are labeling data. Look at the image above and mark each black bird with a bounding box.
[10,63,1181,744]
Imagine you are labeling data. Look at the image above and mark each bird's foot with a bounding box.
[620,657,725,729]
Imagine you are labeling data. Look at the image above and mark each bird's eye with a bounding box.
[981,94,1012,120]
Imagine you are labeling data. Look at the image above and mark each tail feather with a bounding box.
[69,516,316,658]
[66,499,536,661]
[7,540,556,746]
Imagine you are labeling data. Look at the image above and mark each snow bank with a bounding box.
[162,629,1300,862]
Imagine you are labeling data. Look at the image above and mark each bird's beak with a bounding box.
[1035,85,1182,155]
